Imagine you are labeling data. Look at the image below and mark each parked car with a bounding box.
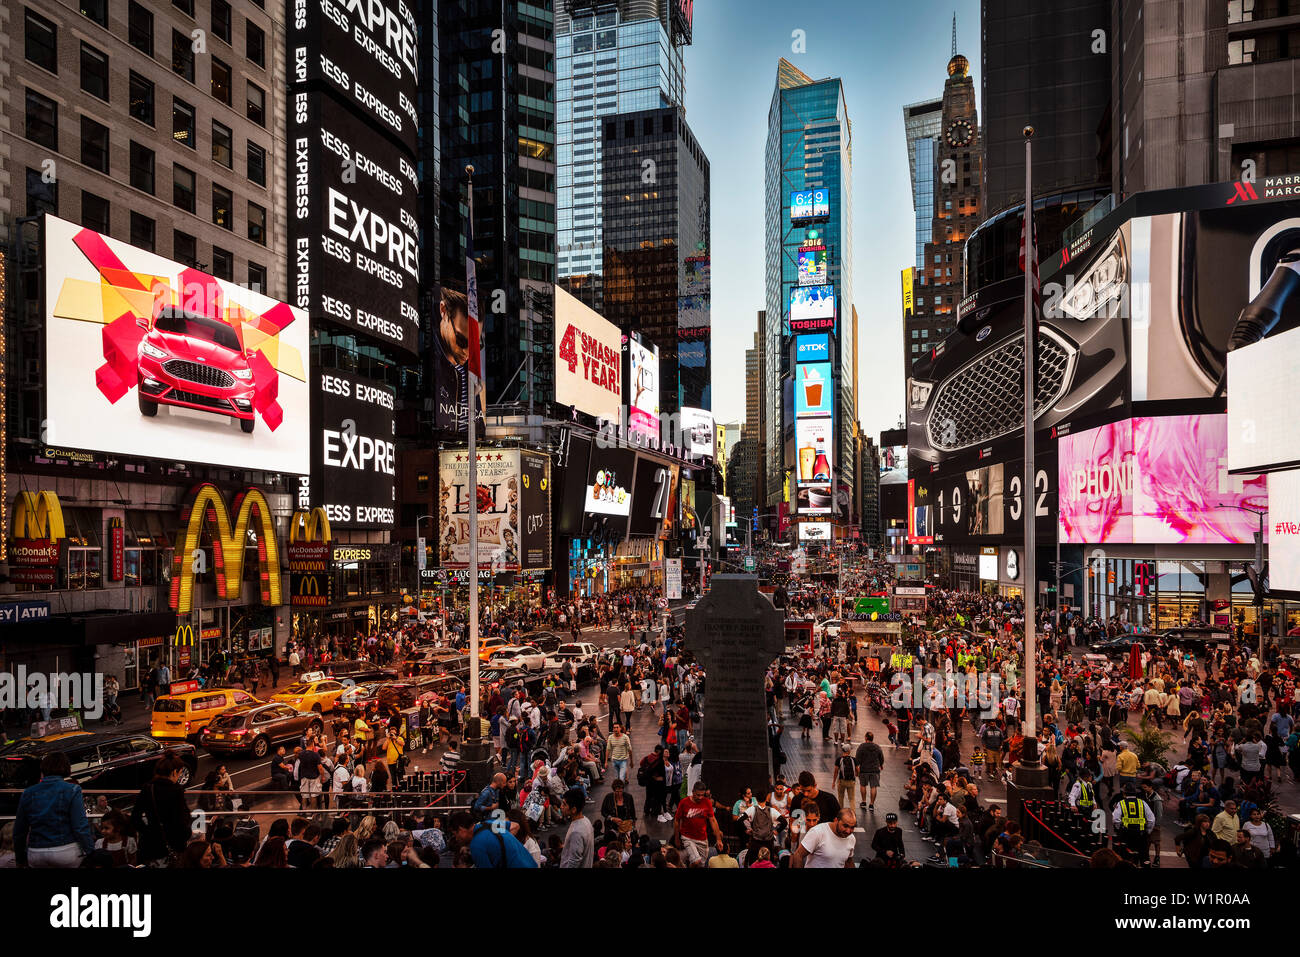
[0,731,198,812]
[478,666,532,694]
[199,703,324,758]
[488,645,548,672]
[336,678,453,719]
[477,636,513,661]
[404,653,471,679]
[553,642,600,666]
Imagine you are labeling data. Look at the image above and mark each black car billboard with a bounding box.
[312,368,396,528]
[288,95,420,356]
[910,446,1058,547]
[288,0,419,156]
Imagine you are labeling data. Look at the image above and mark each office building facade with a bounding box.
[903,98,944,269]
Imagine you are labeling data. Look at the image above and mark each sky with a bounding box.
[681,0,981,440]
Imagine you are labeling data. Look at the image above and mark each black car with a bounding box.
[336,677,455,719]
[1156,628,1232,649]
[325,661,399,683]
[404,654,471,680]
[199,703,324,758]
[0,731,198,812]
[478,667,532,694]
[1088,635,1153,656]
[523,633,562,656]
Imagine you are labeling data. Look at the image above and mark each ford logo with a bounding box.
[976,325,992,342]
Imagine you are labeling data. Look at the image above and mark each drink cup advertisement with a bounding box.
[795,362,833,417]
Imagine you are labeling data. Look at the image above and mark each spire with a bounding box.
[951,12,957,58]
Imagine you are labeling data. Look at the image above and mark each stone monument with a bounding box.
[685,574,785,806]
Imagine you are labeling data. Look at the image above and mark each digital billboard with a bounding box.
[798,246,827,286]
[789,284,834,323]
[790,188,830,222]
[288,97,420,355]
[519,450,552,570]
[627,338,660,442]
[683,256,710,296]
[1268,469,1300,595]
[795,334,831,364]
[911,451,1057,547]
[1227,323,1300,474]
[438,449,544,571]
[555,287,622,420]
[1058,414,1267,545]
[288,0,419,156]
[313,369,395,528]
[584,448,634,520]
[680,407,715,458]
[799,521,831,542]
[794,362,833,418]
[43,214,309,473]
[677,294,710,338]
[795,417,833,487]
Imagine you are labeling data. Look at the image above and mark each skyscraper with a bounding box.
[555,0,689,310]
[764,59,854,526]
[601,105,711,412]
[903,98,944,268]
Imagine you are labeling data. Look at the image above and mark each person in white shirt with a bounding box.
[792,810,858,868]
[1242,808,1276,857]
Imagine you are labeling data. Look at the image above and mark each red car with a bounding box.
[137,308,257,432]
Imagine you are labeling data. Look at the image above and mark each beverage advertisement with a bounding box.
[438,449,523,570]
[1058,414,1268,545]
[798,246,827,286]
[795,417,834,486]
[794,362,833,417]
[43,214,309,473]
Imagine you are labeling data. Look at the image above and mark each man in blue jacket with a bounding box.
[15,752,95,867]
[448,810,537,868]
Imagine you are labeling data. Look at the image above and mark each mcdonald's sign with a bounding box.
[289,507,332,545]
[10,491,66,586]
[174,623,196,646]
[169,483,282,614]
[288,507,331,607]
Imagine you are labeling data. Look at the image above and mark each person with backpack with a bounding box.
[832,745,857,810]
[979,719,1004,782]
[743,788,782,866]
[448,809,537,868]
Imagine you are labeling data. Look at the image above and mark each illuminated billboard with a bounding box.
[1227,323,1300,474]
[1268,469,1300,595]
[795,334,831,363]
[1058,414,1267,545]
[789,284,834,323]
[795,416,833,487]
[794,362,832,418]
[627,338,660,442]
[680,407,715,458]
[43,214,309,473]
[798,246,828,286]
[438,449,549,571]
[555,287,622,420]
[790,188,830,223]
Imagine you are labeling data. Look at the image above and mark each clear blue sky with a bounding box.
[681,0,981,440]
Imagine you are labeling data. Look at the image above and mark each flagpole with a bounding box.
[1020,126,1038,758]
[466,164,480,721]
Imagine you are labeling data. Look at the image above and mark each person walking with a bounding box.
[13,752,95,867]
[855,731,885,810]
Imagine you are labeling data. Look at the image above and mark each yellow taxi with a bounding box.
[150,684,261,740]
[477,636,512,661]
[270,674,348,713]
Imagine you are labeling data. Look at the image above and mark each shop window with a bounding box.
[64,507,104,590]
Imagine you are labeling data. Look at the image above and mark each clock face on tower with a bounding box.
[946,119,973,148]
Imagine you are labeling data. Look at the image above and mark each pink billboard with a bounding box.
[1058,414,1267,545]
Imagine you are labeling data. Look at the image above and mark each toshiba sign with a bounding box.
[554,287,622,421]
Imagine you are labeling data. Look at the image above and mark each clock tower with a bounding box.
[905,46,982,374]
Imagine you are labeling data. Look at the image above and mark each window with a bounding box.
[130,211,155,251]
[212,0,231,41]
[212,121,232,167]
[25,10,57,73]
[248,202,266,244]
[211,57,232,105]
[81,43,110,100]
[172,164,195,212]
[81,117,110,173]
[172,0,193,16]
[247,261,266,293]
[128,1,153,54]
[25,89,57,150]
[129,72,154,125]
[212,185,233,229]
[130,141,154,193]
[1229,38,1257,64]
[1228,0,1256,24]
[26,168,57,217]
[172,29,194,81]
[246,142,266,186]
[81,190,110,234]
[246,21,265,66]
[80,0,107,26]
[246,82,265,126]
[173,98,195,148]
[173,229,197,266]
[211,245,233,280]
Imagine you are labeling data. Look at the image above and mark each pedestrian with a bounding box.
[13,752,95,867]
[559,788,594,868]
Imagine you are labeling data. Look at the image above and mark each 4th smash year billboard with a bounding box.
[43,214,309,474]
[289,96,420,356]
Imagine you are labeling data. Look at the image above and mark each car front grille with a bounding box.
[168,388,233,411]
[163,359,234,389]
[926,329,1075,453]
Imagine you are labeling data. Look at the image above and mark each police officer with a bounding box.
[1112,791,1155,864]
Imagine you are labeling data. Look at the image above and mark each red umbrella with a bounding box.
[1128,642,1143,680]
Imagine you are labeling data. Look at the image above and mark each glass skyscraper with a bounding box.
[555,0,686,309]
[764,59,854,513]
[903,99,943,269]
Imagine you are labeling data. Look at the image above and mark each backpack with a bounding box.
[839,755,856,779]
[750,806,775,842]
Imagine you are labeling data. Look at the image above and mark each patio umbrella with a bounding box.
[1128,642,1143,681]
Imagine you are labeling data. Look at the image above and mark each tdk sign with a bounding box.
[796,334,831,363]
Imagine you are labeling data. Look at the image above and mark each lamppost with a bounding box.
[415,515,447,646]
[1229,505,1268,660]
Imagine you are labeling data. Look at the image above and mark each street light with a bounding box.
[1229,504,1268,660]
[415,515,446,645]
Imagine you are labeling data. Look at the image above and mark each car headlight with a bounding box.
[1061,232,1127,320]
[908,378,933,410]
[231,368,253,380]
[142,342,168,360]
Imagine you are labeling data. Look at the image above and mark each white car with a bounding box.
[487,645,547,672]
[815,618,842,639]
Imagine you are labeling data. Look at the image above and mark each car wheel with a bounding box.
[240,417,255,434]
[175,764,192,787]
[139,389,158,417]
[308,720,323,736]
[252,735,270,759]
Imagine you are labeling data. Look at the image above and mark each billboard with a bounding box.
[584,446,633,518]
[287,0,419,156]
[680,407,715,458]
[288,97,420,355]
[795,334,831,364]
[1227,323,1300,474]
[43,214,309,473]
[519,450,552,571]
[901,268,914,322]
[912,449,1057,546]
[979,548,998,581]
[798,246,828,286]
[438,449,545,571]
[1268,469,1300,594]
[795,417,833,486]
[627,338,661,442]
[555,287,622,420]
[313,369,395,528]
[1058,414,1267,545]
[794,362,833,418]
[799,521,831,542]
[789,284,835,323]
[683,256,710,296]
[790,188,830,223]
